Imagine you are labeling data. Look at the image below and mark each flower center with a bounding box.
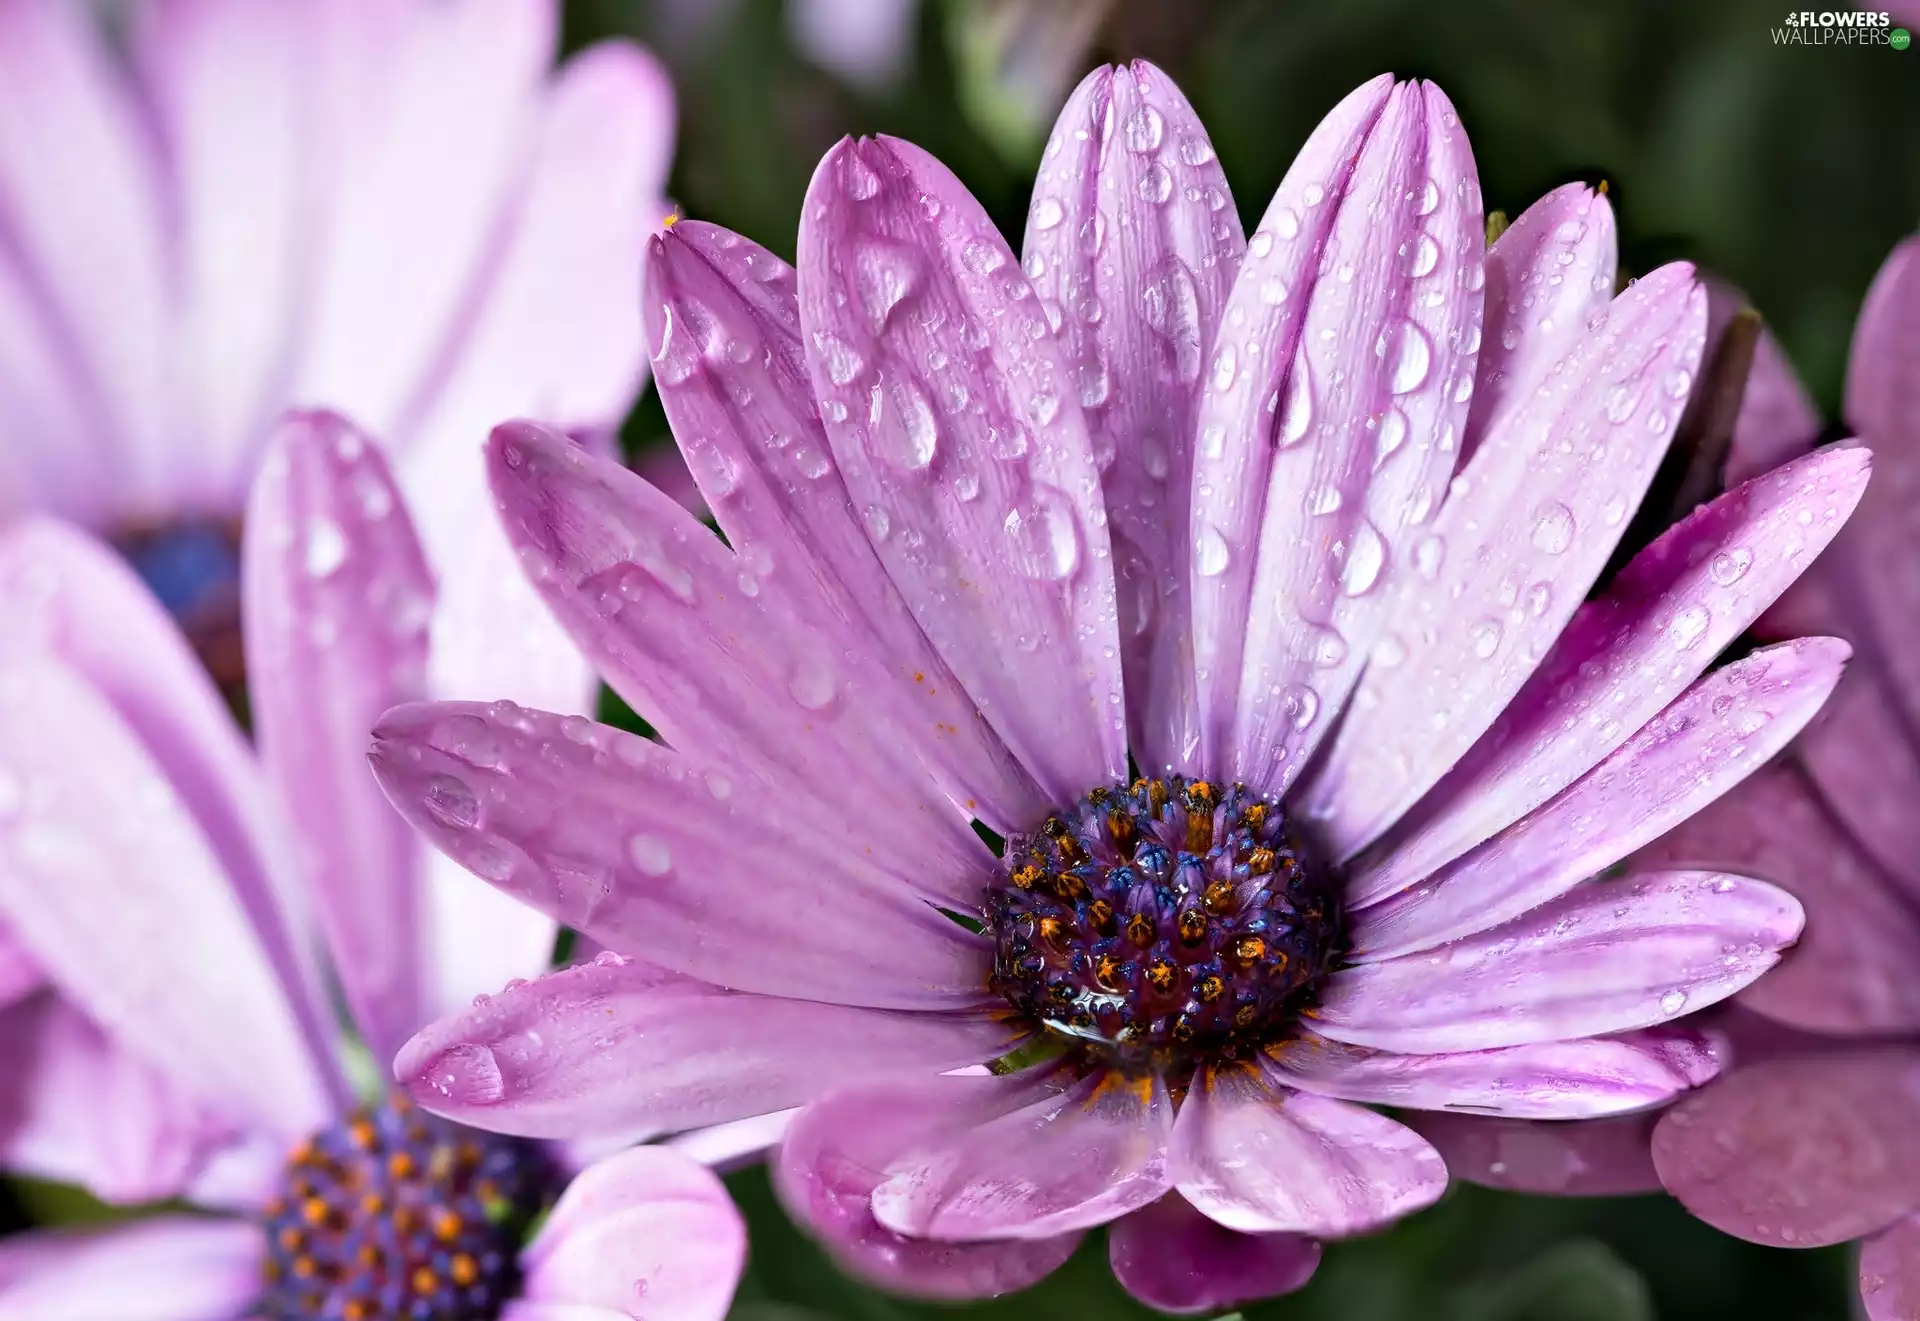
[256,1095,556,1321]
[984,776,1341,1072]
[111,517,246,700]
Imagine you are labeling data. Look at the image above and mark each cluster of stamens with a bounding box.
[257,1095,555,1321]
[985,776,1341,1074]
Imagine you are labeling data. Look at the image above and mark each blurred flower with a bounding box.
[1637,236,1920,1321]
[790,0,918,92]
[368,63,1855,1310]
[0,413,745,1321]
[950,0,1113,159]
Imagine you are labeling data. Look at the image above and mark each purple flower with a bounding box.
[373,64,1858,1310]
[1632,237,1920,1320]
[0,413,746,1320]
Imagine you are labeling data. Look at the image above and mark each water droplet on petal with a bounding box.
[306,519,347,577]
[1032,196,1065,230]
[1469,618,1503,659]
[423,774,480,829]
[872,372,938,470]
[1529,501,1576,555]
[813,332,865,386]
[1195,524,1231,577]
[1340,520,1386,596]
[841,151,881,200]
[1667,604,1710,650]
[1279,358,1314,445]
[1004,485,1082,581]
[1405,233,1440,278]
[1388,322,1432,395]
[1709,548,1753,585]
[1412,534,1446,579]
[427,1044,505,1104]
[1281,684,1320,730]
[627,834,672,876]
[788,654,838,710]
[853,240,922,332]
[1137,163,1174,204]
[1274,208,1301,239]
[1123,104,1166,152]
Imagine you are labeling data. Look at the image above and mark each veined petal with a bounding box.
[1228,81,1485,794]
[370,700,994,1011]
[1352,638,1848,960]
[1023,61,1245,774]
[1308,263,1707,854]
[392,955,1014,1139]
[244,411,434,1067]
[1171,1061,1446,1237]
[1405,1110,1663,1195]
[1356,444,1871,904]
[515,1146,744,1321]
[797,134,1127,802]
[0,1217,265,1321]
[1316,870,1802,1054]
[1107,1195,1320,1315]
[646,221,1044,832]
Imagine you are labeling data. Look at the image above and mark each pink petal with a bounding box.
[1725,326,1820,483]
[1316,870,1803,1054]
[0,651,335,1138]
[1352,637,1848,959]
[486,420,992,899]
[1794,669,1920,896]
[1845,235,1920,453]
[0,922,36,1010]
[1641,761,1920,1035]
[1463,184,1617,465]
[646,221,1044,832]
[243,411,435,1066]
[1357,443,1872,905]
[0,1216,264,1321]
[1269,1024,1723,1120]
[1405,1110,1663,1195]
[1308,263,1708,855]
[1226,82,1484,795]
[1861,1211,1920,1321]
[1107,1194,1320,1315]
[369,699,994,1011]
[1187,73,1394,773]
[1022,61,1245,775]
[1652,1050,1920,1248]
[392,955,1012,1139]
[1171,1061,1446,1236]
[0,234,103,520]
[796,135,1127,802]
[515,1145,745,1321]
[774,1078,1083,1300]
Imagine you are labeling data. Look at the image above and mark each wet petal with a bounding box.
[1358,443,1871,904]
[1861,1211,1920,1321]
[1226,82,1484,794]
[516,1146,744,1321]
[1022,61,1244,774]
[1269,1024,1722,1120]
[0,1217,264,1321]
[1171,1061,1446,1236]
[1353,637,1847,959]
[1316,870,1802,1054]
[1107,1194,1320,1315]
[1652,1050,1920,1248]
[647,221,1043,831]
[1309,263,1708,854]
[798,134,1127,802]
[393,955,1013,1139]
[1406,1110,1663,1195]
[370,699,993,1011]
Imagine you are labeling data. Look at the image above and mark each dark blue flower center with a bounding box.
[256,1095,556,1321]
[111,518,246,697]
[984,776,1341,1072]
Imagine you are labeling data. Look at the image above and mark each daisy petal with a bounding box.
[370,700,993,1011]
[1171,1061,1446,1236]
[1107,1194,1320,1315]
[1357,443,1871,904]
[1023,61,1245,775]
[1652,1050,1920,1247]
[1229,81,1484,794]
[1352,637,1847,959]
[1269,1024,1722,1120]
[1861,1212,1920,1321]
[0,923,35,1010]
[1316,870,1802,1054]
[797,134,1126,801]
[515,1146,744,1321]
[1309,263,1708,854]
[0,1217,264,1321]
[392,956,1013,1139]
[774,1079,1084,1300]
[647,221,1044,831]
[1726,327,1821,483]
[1794,669,1920,895]
[1406,1110,1663,1195]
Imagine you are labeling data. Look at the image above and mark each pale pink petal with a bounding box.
[1405,1110,1663,1195]
[1861,1212,1920,1321]
[1725,327,1820,483]
[1356,443,1871,905]
[1795,670,1920,895]
[1171,1061,1446,1236]
[1228,82,1484,795]
[1353,637,1847,959]
[797,135,1127,802]
[1316,871,1803,1054]
[1308,263,1708,855]
[0,921,35,1010]
[0,652,335,1139]
[1845,235,1920,451]
[370,699,994,1011]
[0,1217,264,1321]
[392,956,1012,1139]
[515,1145,744,1321]
[661,1109,796,1170]
[1022,61,1245,774]
[1107,1194,1320,1315]
[0,220,107,521]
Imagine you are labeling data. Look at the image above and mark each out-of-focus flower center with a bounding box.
[256,1094,555,1321]
[984,776,1341,1073]
[110,518,246,698]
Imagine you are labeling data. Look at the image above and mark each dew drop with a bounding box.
[1281,684,1321,730]
[1388,322,1433,394]
[1660,989,1688,1015]
[1375,407,1409,466]
[1178,136,1216,166]
[1310,627,1348,668]
[788,654,838,710]
[1139,258,1202,383]
[1667,604,1710,650]
[1469,617,1503,659]
[1211,344,1239,391]
[427,1044,505,1104]
[1709,548,1752,585]
[1004,485,1082,581]
[1274,208,1301,240]
[962,241,1007,275]
[423,774,480,829]
[873,372,938,470]
[1137,163,1174,204]
[1415,179,1440,215]
[306,518,347,577]
[1307,484,1344,516]
[953,471,981,502]
[1123,104,1166,153]
[853,240,922,332]
[1279,359,1314,445]
[1340,520,1386,596]
[1031,196,1065,231]
[1405,233,1440,278]
[1412,534,1446,579]
[813,332,865,386]
[627,834,672,876]
[1195,524,1231,577]
[841,151,881,200]
[1529,501,1576,555]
